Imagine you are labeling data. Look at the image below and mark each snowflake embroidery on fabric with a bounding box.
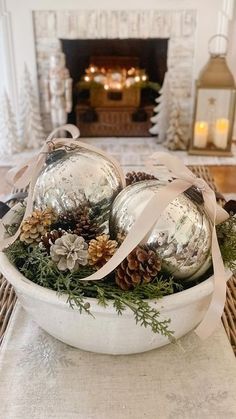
[166,391,233,418]
[18,332,75,378]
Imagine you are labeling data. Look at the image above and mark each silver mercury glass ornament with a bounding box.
[109,180,212,281]
[33,147,124,230]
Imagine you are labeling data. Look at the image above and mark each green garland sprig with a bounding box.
[76,80,160,93]
[4,241,175,338]
[217,215,236,272]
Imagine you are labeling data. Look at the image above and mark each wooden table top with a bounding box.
[209,166,236,194]
[1,166,236,197]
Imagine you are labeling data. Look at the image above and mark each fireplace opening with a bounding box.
[61,38,168,137]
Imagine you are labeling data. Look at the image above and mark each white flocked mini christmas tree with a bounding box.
[0,91,19,159]
[19,65,45,150]
[164,101,188,150]
[149,72,170,142]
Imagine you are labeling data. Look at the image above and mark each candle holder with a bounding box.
[189,35,236,156]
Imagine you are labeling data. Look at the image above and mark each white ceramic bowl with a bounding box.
[0,250,214,354]
[0,206,214,355]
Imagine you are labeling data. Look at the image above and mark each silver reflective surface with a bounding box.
[109,180,212,281]
[34,148,123,228]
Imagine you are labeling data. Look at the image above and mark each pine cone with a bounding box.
[20,208,56,244]
[40,229,65,253]
[53,205,99,241]
[88,234,118,269]
[224,200,236,215]
[115,246,162,290]
[126,171,157,186]
[53,210,77,231]
[73,206,99,242]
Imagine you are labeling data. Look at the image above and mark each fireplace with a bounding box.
[32,9,202,138]
[61,38,168,137]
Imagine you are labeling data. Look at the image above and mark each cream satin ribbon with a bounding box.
[145,152,229,339]
[0,127,230,340]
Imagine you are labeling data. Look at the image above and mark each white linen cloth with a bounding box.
[0,303,236,419]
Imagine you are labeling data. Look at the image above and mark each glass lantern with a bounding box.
[189,35,236,156]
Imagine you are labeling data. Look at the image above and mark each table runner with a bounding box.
[1,138,236,169]
[0,303,236,419]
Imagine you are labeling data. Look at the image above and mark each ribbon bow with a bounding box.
[0,128,230,340]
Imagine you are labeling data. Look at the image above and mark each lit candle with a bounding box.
[84,75,90,82]
[214,118,229,149]
[141,75,147,81]
[104,84,109,90]
[134,75,140,82]
[194,121,209,148]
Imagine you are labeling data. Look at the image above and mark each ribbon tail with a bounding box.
[6,155,39,190]
[195,227,229,339]
[0,154,46,251]
[215,206,229,225]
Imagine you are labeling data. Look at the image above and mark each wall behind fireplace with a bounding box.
[1,0,235,136]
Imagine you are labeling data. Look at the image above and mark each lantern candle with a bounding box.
[194,121,209,148]
[214,118,229,149]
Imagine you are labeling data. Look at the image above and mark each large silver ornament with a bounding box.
[109,180,212,281]
[33,147,124,228]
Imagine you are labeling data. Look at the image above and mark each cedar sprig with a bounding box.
[124,299,172,336]
[216,215,236,272]
[4,240,175,338]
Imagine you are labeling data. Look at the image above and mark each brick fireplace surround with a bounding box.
[34,9,196,135]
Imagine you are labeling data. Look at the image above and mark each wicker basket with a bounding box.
[90,86,141,108]
[76,105,153,137]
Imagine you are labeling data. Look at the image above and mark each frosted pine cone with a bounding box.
[50,233,88,271]
[125,171,157,186]
[115,246,162,290]
[20,208,56,244]
[88,234,118,269]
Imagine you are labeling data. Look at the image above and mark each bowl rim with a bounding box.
[0,251,217,314]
